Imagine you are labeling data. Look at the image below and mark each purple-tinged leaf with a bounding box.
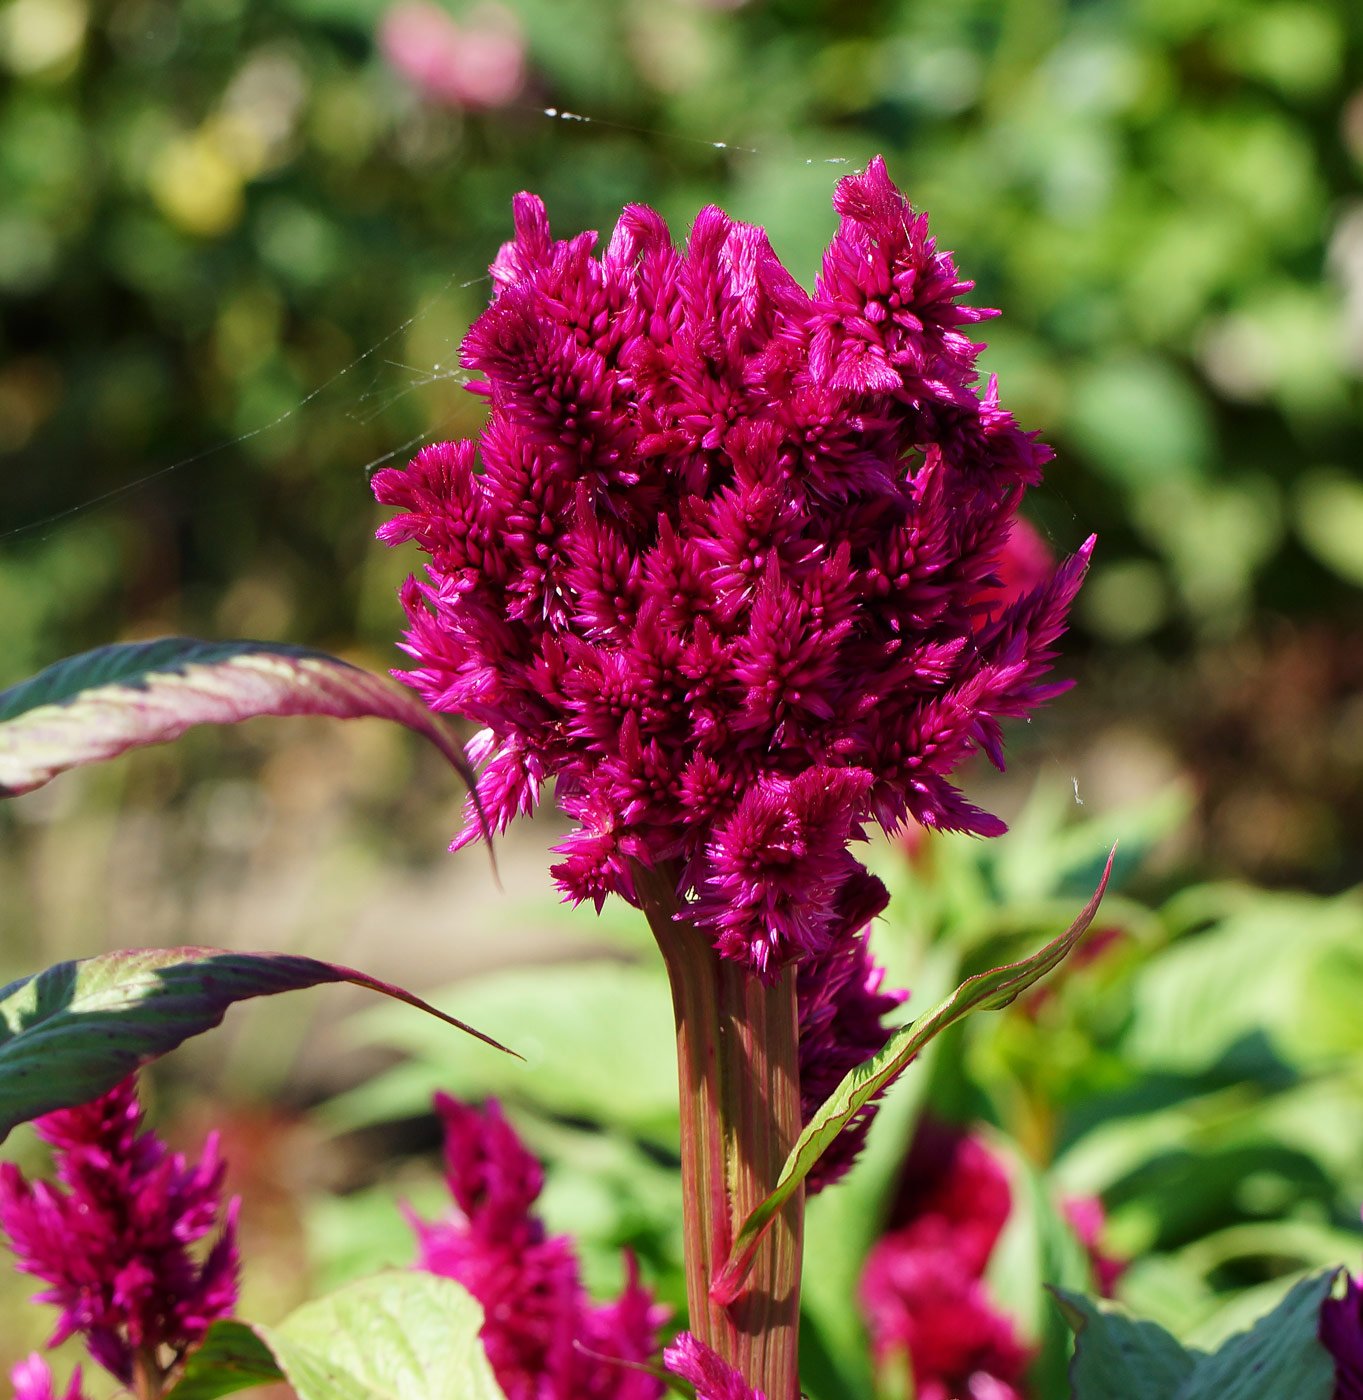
[0,638,475,799]
[712,847,1116,1305]
[0,947,514,1141]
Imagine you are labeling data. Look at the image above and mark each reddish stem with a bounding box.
[133,1346,165,1400]
[633,861,804,1400]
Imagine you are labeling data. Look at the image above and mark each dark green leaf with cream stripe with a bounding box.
[0,947,513,1141]
[0,638,474,798]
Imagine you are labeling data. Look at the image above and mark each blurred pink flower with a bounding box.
[9,1357,88,1400]
[859,1122,1031,1400]
[1062,1195,1125,1297]
[409,1095,666,1400]
[379,1,526,110]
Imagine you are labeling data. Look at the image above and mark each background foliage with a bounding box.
[2,1,1361,1397]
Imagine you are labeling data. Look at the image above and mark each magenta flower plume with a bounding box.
[796,873,905,1192]
[9,1357,89,1400]
[0,1076,239,1386]
[375,156,1091,977]
[409,1094,666,1400]
[859,1121,1030,1400]
[663,1333,763,1400]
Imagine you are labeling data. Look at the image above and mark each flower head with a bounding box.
[375,157,1090,976]
[663,1333,763,1400]
[410,1095,666,1400]
[859,1121,1030,1400]
[0,1076,239,1386]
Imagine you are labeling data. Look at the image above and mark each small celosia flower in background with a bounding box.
[375,156,1090,978]
[409,1094,666,1400]
[0,1076,239,1387]
[9,1357,89,1400]
[859,1121,1031,1400]
[1061,1194,1125,1298]
[379,1,526,110]
[664,1333,762,1400]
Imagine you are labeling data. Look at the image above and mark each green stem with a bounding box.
[633,861,804,1400]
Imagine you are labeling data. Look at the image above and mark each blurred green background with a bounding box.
[2,0,1363,1395]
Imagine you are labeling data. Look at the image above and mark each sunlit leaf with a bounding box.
[258,1272,508,1400]
[0,637,474,799]
[713,848,1115,1303]
[0,947,511,1140]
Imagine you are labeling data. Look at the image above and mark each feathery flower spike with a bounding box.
[410,1094,666,1400]
[0,1076,239,1387]
[663,1332,764,1400]
[9,1357,90,1400]
[375,156,1091,976]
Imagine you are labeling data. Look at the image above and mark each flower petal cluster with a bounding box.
[663,1333,762,1400]
[410,1094,666,1400]
[375,156,1090,975]
[859,1121,1030,1400]
[796,874,905,1192]
[0,1077,239,1386]
[10,1357,89,1400]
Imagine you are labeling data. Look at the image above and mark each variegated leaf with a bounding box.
[0,638,473,798]
[0,947,512,1140]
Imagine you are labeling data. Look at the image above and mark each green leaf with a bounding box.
[165,1321,284,1400]
[1055,1269,1339,1400]
[0,637,474,800]
[1177,1269,1337,1400]
[713,847,1115,1303]
[0,947,512,1141]
[1055,1289,1199,1400]
[258,1272,508,1400]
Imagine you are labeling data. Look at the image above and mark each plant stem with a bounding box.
[633,861,804,1400]
[133,1346,164,1400]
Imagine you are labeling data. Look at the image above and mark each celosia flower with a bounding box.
[1061,1195,1125,1298]
[796,872,905,1192]
[9,1357,89,1400]
[859,1121,1031,1400]
[0,1077,239,1386]
[409,1094,666,1400]
[375,157,1089,976]
[663,1333,762,1400]
[379,1,525,110]
[1321,1268,1363,1399]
